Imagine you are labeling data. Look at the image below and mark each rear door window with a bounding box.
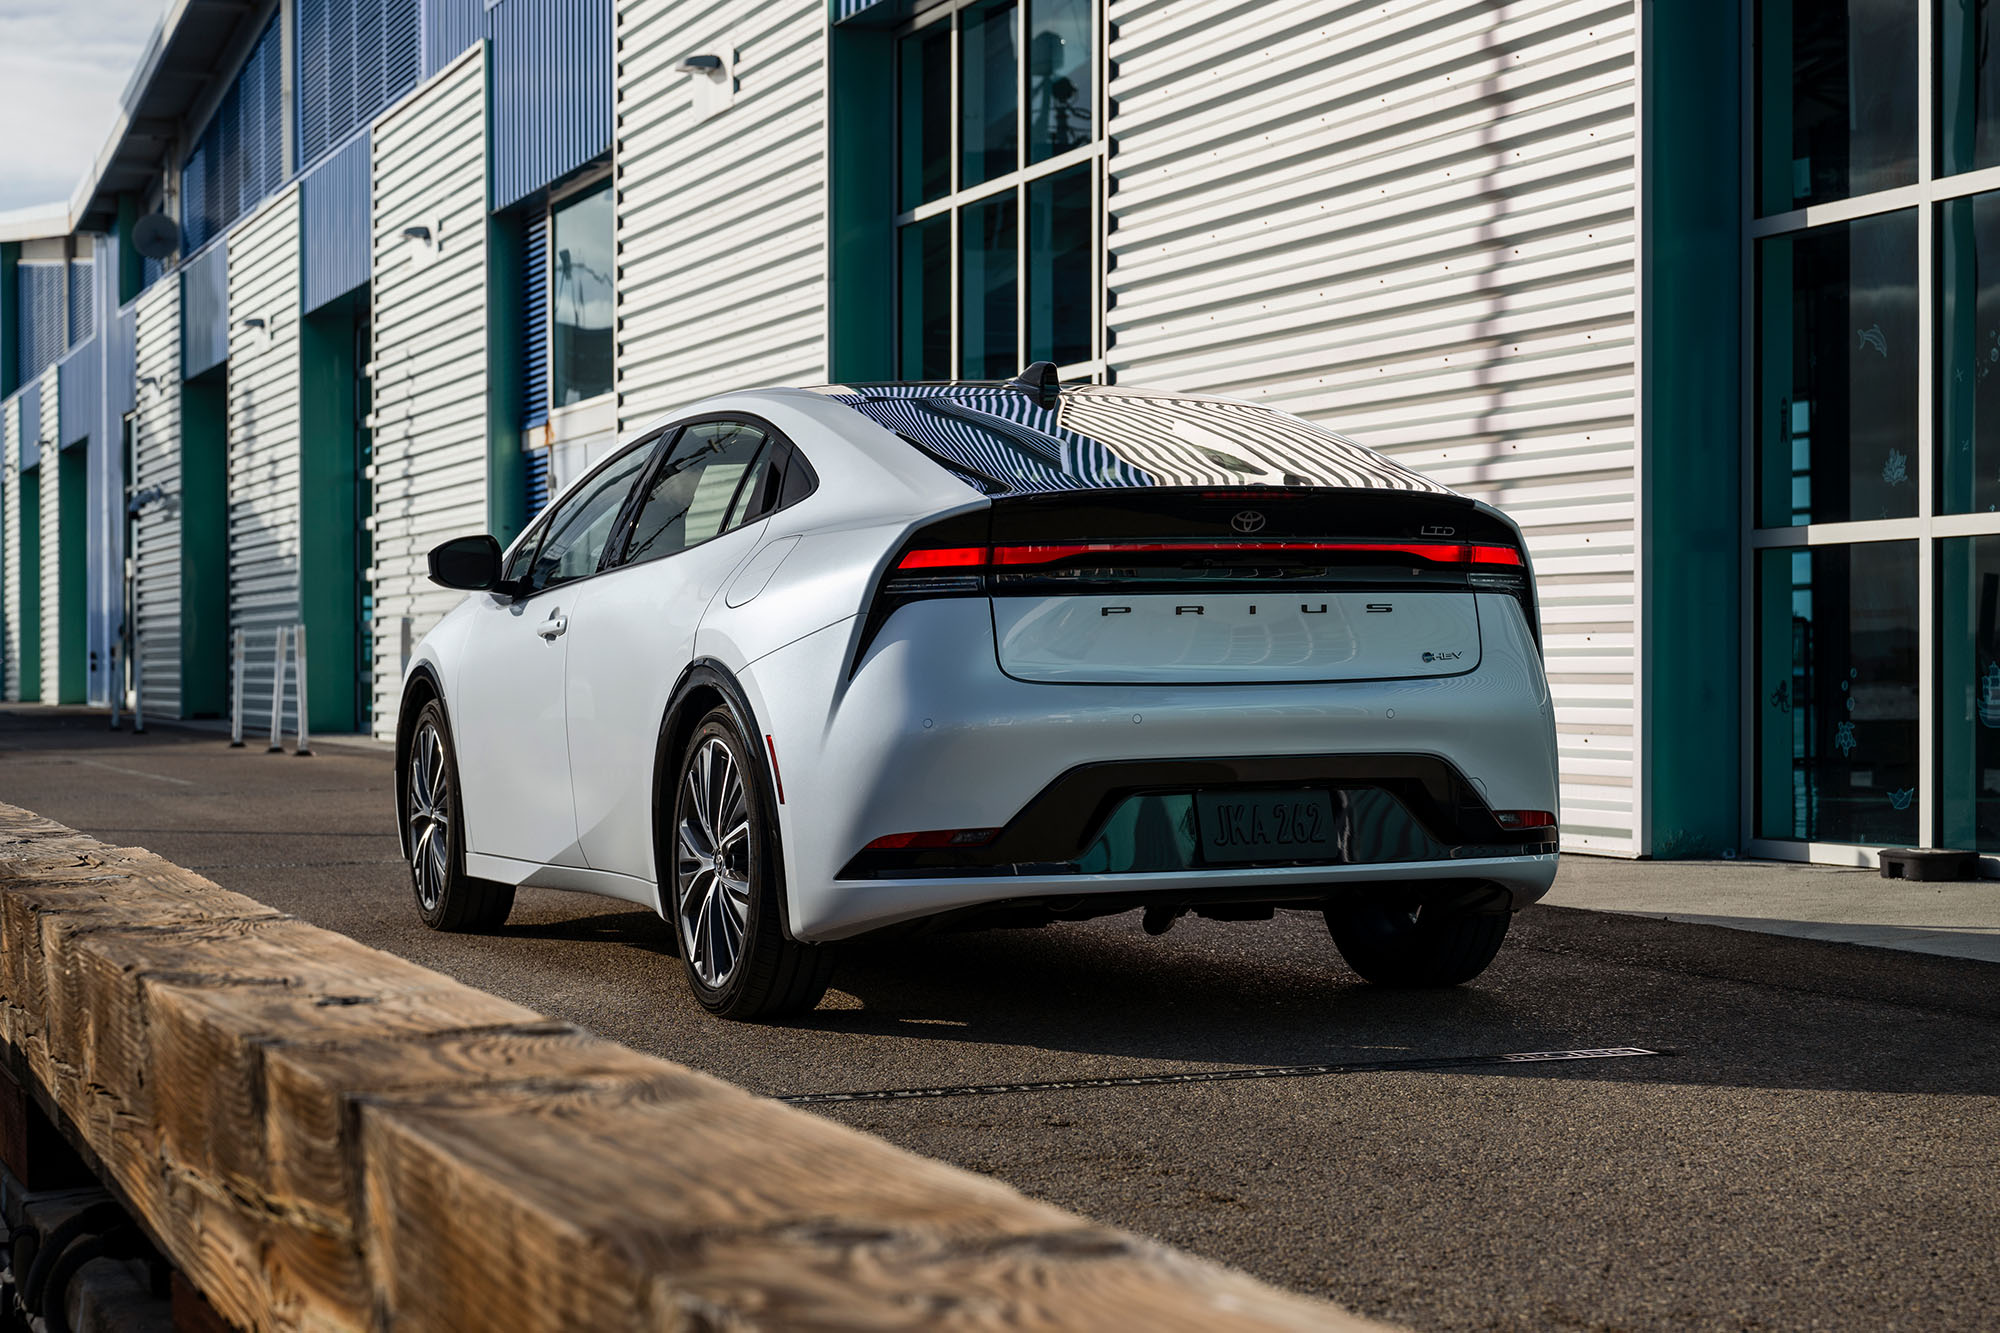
[617,421,770,567]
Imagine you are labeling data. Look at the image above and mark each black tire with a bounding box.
[1325,897,1510,987]
[668,708,833,1019]
[404,699,514,932]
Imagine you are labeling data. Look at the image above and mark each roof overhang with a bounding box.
[2,0,268,241]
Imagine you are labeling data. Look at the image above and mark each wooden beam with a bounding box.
[0,804,1384,1332]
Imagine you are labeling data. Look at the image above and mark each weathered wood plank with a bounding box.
[0,801,1384,1332]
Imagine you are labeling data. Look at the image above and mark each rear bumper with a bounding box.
[801,853,1560,941]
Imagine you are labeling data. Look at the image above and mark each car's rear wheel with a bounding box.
[405,699,515,932]
[1325,896,1510,987]
[670,709,833,1019]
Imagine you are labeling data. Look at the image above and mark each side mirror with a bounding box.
[427,534,504,591]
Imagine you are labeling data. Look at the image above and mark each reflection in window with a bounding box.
[900,214,951,379]
[898,23,951,211]
[1027,0,1091,163]
[622,423,768,567]
[1940,192,2000,513]
[1756,211,1918,527]
[1027,164,1091,366]
[551,182,613,407]
[961,193,1018,379]
[961,0,1018,188]
[1943,537,2000,851]
[1942,0,2000,175]
[1756,543,1918,845]
[1756,0,1916,215]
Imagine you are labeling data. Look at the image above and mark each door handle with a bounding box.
[536,613,567,640]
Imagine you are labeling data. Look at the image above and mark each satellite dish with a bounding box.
[131,212,178,260]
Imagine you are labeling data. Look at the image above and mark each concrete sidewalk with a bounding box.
[1547,855,2000,964]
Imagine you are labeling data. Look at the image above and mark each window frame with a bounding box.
[891,0,1108,383]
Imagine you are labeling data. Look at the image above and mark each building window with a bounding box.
[550,180,613,407]
[1748,2,2000,861]
[895,0,1101,381]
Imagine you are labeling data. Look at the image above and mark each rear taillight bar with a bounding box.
[894,540,1524,571]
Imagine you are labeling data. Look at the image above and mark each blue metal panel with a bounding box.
[299,0,420,170]
[17,264,67,386]
[142,251,164,293]
[58,340,99,447]
[107,306,136,418]
[67,259,94,346]
[20,380,41,471]
[423,0,486,77]
[524,445,550,516]
[302,131,373,312]
[490,0,612,210]
[181,239,230,379]
[183,15,284,252]
[523,210,548,428]
[832,0,917,25]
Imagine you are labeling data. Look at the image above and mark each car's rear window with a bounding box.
[808,384,1447,495]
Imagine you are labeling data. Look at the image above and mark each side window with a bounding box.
[502,518,547,585]
[526,443,654,591]
[618,422,770,567]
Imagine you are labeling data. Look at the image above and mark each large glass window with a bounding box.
[1940,191,2000,513]
[1756,211,1918,527]
[1941,536,2000,851]
[895,0,1100,379]
[1755,543,1919,845]
[551,181,614,407]
[1941,0,2000,175]
[1755,0,1917,216]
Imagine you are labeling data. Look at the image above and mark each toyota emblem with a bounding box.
[1231,510,1267,534]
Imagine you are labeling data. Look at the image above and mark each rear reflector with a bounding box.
[896,540,1522,570]
[863,827,1002,850]
[1494,810,1557,830]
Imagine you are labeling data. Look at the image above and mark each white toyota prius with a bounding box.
[400,367,1560,1019]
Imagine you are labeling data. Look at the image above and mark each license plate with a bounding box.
[1194,789,1340,864]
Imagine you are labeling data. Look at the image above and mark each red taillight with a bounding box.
[862,827,1002,850]
[1494,810,1557,830]
[897,541,1523,569]
[895,546,988,570]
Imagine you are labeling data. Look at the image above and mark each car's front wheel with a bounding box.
[1325,895,1510,987]
[404,699,515,932]
[669,709,833,1019]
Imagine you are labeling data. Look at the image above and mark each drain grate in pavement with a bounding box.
[778,1046,1663,1105]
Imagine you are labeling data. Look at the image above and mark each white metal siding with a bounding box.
[132,280,184,718]
[1106,0,1639,854]
[37,366,60,704]
[614,0,828,429]
[228,187,304,731]
[2,397,18,702]
[369,48,489,740]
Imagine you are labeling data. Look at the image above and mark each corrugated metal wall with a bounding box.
[369,48,489,739]
[132,281,183,717]
[182,240,230,378]
[2,396,19,702]
[1105,0,1640,855]
[491,0,613,209]
[423,0,485,78]
[302,131,374,312]
[228,188,304,733]
[19,381,40,473]
[67,259,93,346]
[107,307,137,419]
[37,364,60,703]
[522,210,548,427]
[615,0,828,428]
[58,340,99,447]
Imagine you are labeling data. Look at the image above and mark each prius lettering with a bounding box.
[1092,602,1354,617]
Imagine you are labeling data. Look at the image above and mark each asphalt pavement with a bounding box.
[1,706,1995,1332]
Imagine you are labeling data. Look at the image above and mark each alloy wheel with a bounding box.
[406,720,451,912]
[676,735,754,989]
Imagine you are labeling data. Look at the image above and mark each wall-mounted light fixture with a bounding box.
[674,53,723,74]
[400,224,432,243]
[679,48,738,122]
[237,316,266,331]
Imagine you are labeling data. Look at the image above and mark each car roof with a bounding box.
[798,381,1449,497]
